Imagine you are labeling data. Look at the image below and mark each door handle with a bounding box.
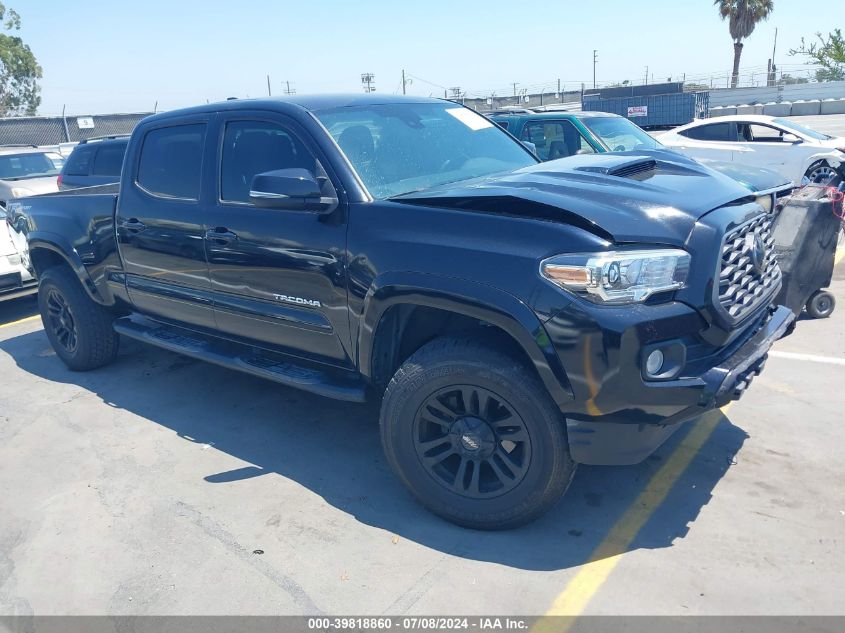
[205,228,238,245]
[120,218,146,232]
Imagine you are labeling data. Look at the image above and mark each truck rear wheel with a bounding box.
[38,266,119,371]
[380,336,575,530]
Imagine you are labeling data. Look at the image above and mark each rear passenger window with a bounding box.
[220,120,318,203]
[137,124,205,200]
[92,143,127,177]
[680,123,734,142]
[64,146,94,176]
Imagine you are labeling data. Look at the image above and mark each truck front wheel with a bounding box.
[38,266,119,371]
[380,337,575,529]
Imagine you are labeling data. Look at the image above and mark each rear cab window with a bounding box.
[136,124,206,200]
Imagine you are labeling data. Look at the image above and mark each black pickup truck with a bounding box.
[8,95,793,529]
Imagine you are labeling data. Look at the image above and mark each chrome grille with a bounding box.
[718,213,780,321]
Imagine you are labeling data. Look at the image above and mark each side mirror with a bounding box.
[782,133,802,144]
[249,168,337,212]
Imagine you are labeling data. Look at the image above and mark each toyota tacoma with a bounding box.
[8,95,794,529]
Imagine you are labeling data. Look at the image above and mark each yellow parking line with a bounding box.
[535,404,732,630]
[0,314,40,329]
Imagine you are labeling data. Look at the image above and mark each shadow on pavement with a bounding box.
[0,295,38,326]
[0,330,747,572]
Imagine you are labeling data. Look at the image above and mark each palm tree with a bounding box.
[715,0,774,88]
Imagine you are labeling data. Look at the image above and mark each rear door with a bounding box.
[675,122,738,162]
[116,116,216,329]
[203,111,352,367]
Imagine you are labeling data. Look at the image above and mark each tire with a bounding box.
[806,290,835,319]
[38,266,119,371]
[380,336,575,530]
[804,161,838,184]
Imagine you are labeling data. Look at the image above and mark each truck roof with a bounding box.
[143,94,449,124]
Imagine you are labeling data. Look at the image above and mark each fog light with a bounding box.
[646,350,665,376]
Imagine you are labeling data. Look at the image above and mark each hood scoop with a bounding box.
[576,158,657,180]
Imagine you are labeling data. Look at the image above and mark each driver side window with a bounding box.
[740,124,785,143]
[220,120,325,204]
[520,121,594,161]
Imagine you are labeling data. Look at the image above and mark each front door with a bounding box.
[116,117,215,329]
[732,122,798,175]
[203,113,352,368]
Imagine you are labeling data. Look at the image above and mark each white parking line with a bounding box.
[770,351,845,366]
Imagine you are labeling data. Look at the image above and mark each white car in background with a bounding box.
[660,115,845,185]
[0,207,35,301]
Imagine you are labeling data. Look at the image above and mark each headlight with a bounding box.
[541,248,691,304]
[755,194,774,213]
[10,187,35,198]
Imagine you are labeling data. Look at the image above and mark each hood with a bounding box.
[0,175,60,197]
[815,136,845,150]
[394,150,755,245]
[697,159,794,192]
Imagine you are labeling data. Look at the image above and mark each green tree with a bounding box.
[0,2,42,116]
[714,0,774,89]
[779,73,810,85]
[789,29,845,82]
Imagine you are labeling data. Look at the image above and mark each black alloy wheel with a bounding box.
[45,287,79,354]
[413,385,531,499]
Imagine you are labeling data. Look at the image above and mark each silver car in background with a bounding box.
[0,146,63,208]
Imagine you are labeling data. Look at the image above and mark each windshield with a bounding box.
[772,118,832,141]
[315,103,537,198]
[0,152,63,180]
[581,116,663,152]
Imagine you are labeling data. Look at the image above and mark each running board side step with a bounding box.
[112,317,367,402]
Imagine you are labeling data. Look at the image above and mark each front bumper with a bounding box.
[546,303,794,465]
[0,269,37,301]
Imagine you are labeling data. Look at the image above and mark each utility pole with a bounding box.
[557,78,561,97]
[593,50,598,90]
[402,69,406,95]
[361,73,376,93]
[283,81,296,95]
[512,82,518,97]
[267,75,272,96]
[644,66,649,85]
[770,27,779,85]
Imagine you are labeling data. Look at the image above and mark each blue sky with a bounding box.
[11,0,840,115]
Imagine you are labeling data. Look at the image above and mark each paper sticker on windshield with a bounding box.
[446,108,493,131]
